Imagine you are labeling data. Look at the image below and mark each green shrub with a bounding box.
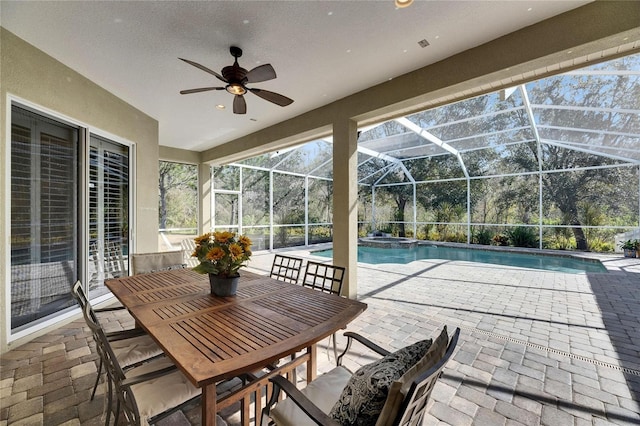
[588,238,614,253]
[473,228,493,245]
[543,235,575,250]
[507,226,539,248]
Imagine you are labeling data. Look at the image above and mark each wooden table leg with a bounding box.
[306,344,317,383]
[203,383,217,426]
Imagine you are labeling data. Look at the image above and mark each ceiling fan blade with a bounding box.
[248,88,294,107]
[179,87,224,95]
[179,58,227,83]
[246,64,277,83]
[233,95,247,114]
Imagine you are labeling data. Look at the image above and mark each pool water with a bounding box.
[315,245,606,274]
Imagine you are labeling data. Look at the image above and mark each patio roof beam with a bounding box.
[394,117,469,179]
[394,117,459,156]
[321,136,417,184]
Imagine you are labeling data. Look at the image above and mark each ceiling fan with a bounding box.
[179,46,294,115]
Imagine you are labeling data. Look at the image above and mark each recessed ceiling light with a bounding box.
[243,19,250,24]
[527,7,532,12]
[567,50,573,54]
[395,0,413,8]
[403,49,408,53]
[435,35,440,40]
[346,49,351,53]
[328,11,333,16]
[216,104,225,110]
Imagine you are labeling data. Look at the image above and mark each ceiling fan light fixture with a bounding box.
[226,83,246,95]
[395,0,413,8]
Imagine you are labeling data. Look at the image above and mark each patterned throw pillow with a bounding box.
[328,338,433,426]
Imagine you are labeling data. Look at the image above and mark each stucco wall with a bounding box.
[0,28,159,352]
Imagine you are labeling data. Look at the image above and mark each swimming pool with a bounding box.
[314,245,607,274]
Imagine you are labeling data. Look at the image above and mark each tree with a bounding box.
[158,161,198,230]
[509,62,640,249]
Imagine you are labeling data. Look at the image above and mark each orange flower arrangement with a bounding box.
[192,231,252,277]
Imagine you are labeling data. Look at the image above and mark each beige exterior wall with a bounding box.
[159,145,201,165]
[0,28,159,352]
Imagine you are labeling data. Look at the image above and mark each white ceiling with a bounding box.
[1,0,590,152]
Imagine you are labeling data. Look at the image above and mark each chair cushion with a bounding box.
[127,357,201,426]
[110,334,163,368]
[328,338,433,426]
[376,326,449,425]
[271,365,352,426]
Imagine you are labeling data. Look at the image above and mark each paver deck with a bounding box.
[1,246,639,425]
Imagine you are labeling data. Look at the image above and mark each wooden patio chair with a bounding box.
[261,326,460,426]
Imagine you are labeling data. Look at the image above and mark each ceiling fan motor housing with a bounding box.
[222,65,248,84]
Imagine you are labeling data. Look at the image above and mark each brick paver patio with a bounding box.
[2,245,639,425]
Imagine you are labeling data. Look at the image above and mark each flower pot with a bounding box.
[208,274,239,296]
[623,248,637,258]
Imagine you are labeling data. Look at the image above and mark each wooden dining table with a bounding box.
[105,267,367,425]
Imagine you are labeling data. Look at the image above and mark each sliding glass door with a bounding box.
[88,136,130,297]
[10,104,132,333]
[10,106,80,330]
